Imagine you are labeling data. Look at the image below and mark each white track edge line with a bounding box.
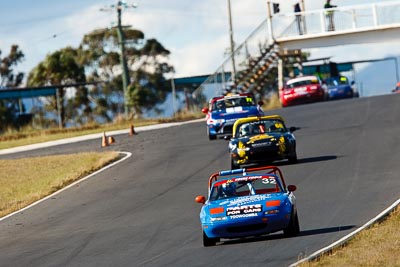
[289,197,400,266]
[0,151,132,222]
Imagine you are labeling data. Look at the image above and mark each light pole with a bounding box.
[100,1,137,119]
[227,0,237,84]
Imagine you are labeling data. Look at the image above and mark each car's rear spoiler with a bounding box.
[207,166,286,192]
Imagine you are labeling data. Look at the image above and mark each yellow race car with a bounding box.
[229,115,298,169]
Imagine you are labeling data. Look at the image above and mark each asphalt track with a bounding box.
[0,94,399,267]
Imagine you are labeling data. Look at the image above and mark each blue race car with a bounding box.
[201,93,264,140]
[324,76,355,100]
[195,166,300,246]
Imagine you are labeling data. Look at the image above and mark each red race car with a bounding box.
[280,75,326,107]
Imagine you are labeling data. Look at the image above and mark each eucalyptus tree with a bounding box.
[0,45,25,132]
[0,44,24,87]
[79,28,174,119]
[27,47,86,128]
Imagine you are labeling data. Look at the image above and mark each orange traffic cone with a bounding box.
[129,124,137,136]
[102,132,109,147]
[108,136,115,144]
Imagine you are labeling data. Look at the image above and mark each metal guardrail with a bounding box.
[191,1,400,109]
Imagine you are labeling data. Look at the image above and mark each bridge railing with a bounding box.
[190,1,400,110]
[275,1,400,38]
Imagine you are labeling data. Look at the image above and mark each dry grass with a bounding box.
[0,151,120,218]
[299,206,400,267]
[262,91,282,111]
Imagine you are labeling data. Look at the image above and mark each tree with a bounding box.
[79,28,174,118]
[0,45,25,133]
[27,47,86,128]
[0,44,25,87]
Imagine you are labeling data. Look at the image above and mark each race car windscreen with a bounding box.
[209,177,283,201]
[236,120,287,137]
[287,78,319,89]
[212,96,255,111]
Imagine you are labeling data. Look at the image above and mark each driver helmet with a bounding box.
[239,124,250,136]
[216,101,225,109]
[221,182,236,195]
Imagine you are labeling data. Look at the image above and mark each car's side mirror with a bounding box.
[258,100,264,106]
[195,195,206,204]
[287,185,297,192]
[201,107,209,114]
[289,126,298,132]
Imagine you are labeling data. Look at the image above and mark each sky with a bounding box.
[0,0,399,95]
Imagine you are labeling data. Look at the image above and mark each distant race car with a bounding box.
[229,115,298,169]
[280,75,326,107]
[194,166,300,246]
[202,93,264,140]
[323,76,356,100]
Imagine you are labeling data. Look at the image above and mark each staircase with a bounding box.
[235,43,280,93]
[191,17,279,108]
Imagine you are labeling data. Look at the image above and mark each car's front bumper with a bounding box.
[231,145,289,165]
[328,89,353,99]
[208,121,235,136]
[202,212,290,239]
[282,90,324,106]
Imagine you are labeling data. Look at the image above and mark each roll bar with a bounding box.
[208,166,286,191]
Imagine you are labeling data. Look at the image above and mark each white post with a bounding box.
[320,10,326,32]
[278,58,284,90]
[170,78,176,116]
[372,4,378,27]
[56,88,62,129]
[351,9,357,29]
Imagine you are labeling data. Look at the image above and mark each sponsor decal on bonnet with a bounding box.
[220,195,271,206]
[226,204,262,216]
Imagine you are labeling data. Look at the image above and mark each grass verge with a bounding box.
[0,151,120,218]
[299,206,400,267]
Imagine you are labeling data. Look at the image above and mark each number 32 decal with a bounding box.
[262,178,276,184]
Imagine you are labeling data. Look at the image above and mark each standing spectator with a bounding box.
[294,2,303,35]
[324,0,337,31]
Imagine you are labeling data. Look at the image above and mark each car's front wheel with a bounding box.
[203,231,219,247]
[288,151,298,164]
[231,157,239,170]
[207,128,216,140]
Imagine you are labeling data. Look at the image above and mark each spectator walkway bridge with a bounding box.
[193,1,400,103]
